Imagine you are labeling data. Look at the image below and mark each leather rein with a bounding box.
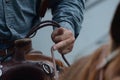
[0,20,70,80]
[25,20,70,66]
[25,20,71,80]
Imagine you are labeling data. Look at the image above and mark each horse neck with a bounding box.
[109,39,120,52]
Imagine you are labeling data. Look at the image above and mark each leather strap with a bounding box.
[0,47,14,56]
[39,0,49,18]
[0,40,14,56]
[0,39,14,45]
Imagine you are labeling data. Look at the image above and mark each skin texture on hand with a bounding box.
[51,27,75,54]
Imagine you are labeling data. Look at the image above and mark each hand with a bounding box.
[51,27,75,54]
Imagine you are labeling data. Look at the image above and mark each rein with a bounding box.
[25,20,71,80]
[51,46,59,80]
[25,20,70,67]
[0,20,70,80]
[25,20,61,38]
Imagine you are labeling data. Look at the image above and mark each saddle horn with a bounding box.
[1,38,54,80]
[0,20,68,80]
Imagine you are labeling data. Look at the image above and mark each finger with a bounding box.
[51,28,64,40]
[53,33,69,43]
[53,37,75,51]
[52,28,73,43]
[58,44,74,54]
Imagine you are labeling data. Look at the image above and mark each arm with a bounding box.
[50,0,85,54]
[51,0,85,38]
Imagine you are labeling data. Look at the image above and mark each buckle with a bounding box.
[5,49,8,55]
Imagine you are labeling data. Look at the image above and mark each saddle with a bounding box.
[0,1,69,79]
[0,20,69,80]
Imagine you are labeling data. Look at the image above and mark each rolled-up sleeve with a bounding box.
[51,0,85,38]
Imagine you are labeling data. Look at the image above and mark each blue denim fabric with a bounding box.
[0,0,85,49]
[52,0,85,38]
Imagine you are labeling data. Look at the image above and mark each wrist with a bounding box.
[54,21,75,37]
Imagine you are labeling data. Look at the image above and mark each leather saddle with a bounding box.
[0,20,68,80]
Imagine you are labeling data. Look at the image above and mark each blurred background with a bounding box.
[32,0,120,64]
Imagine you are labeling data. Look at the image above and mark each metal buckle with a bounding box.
[0,64,3,77]
[5,49,8,55]
[42,63,53,75]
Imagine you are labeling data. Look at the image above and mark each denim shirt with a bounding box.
[0,0,85,49]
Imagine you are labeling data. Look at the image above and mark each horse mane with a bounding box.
[60,2,120,80]
[110,2,120,51]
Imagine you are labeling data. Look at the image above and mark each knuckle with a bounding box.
[59,36,64,41]
[71,37,75,42]
[68,30,73,35]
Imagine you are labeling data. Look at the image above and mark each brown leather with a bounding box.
[0,39,14,44]
[0,38,66,80]
[0,39,14,56]
[0,50,7,56]
[0,20,68,80]
[0,46,14,56]
[39,0,49,17]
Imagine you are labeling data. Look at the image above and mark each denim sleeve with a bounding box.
[51,0,85,38]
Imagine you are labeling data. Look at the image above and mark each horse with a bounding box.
[60,2,120,80]
[0,21,68,80]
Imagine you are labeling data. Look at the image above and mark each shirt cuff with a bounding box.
[55,21,75,36]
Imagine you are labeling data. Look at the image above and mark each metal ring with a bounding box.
[42,63,53,75]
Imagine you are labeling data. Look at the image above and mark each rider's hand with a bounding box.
[51,27,75,54]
